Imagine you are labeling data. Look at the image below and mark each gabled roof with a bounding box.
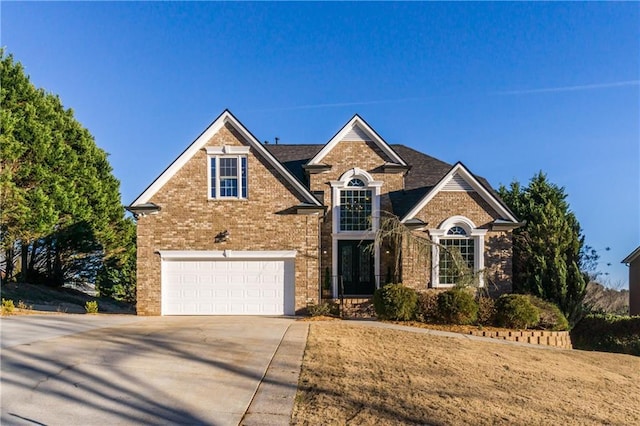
[622,246,640,264]
[264,144,514,222]
[306,115,407,167]
[130,110,322,207]
[400,162,518,224]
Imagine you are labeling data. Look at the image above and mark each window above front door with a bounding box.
[331,168,382,234]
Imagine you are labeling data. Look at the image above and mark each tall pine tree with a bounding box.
[499,172,587,323]
[1,51,135,298]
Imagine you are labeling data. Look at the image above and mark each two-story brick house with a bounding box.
[128,110,520,316]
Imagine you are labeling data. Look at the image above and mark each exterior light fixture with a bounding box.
[215,230,230,243]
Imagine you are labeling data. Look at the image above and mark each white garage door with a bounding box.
[160,251,296,316]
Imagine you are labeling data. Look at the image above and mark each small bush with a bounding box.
[373,284,418,321]
[1,299,15,315]
[415,291,440,323]
[16,300,32,310]
[307,302,339,317]
[571,314,640,356]
[495,294,539,329]
[85,300,99,314]
[527,296,569,331]
[437,288,478,325]
[476,296,496,326]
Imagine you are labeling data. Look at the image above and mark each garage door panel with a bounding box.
[246,289,260,298]
[162,257,294,315]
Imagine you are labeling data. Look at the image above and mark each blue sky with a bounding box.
[3,2,638,287]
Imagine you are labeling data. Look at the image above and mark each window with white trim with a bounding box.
[430,216,486,288]
[339,179,372,231]
[439,228,475,285]
[209,156,248,199]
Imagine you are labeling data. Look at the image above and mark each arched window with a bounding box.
[348,178,366,187]
[340,177,372,231]
[447,226,467,236]
[429,216,486,288]
[440,225,475,285]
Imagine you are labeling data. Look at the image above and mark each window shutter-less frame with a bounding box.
[209,155,247,199]
[211,157,217,198]
[241,157,248,198]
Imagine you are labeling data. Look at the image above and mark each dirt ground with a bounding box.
[292,321,640,426]
[1,282,134,315]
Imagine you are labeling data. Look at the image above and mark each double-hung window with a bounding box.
[207,146,249,199]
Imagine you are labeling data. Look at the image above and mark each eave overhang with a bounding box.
[383,163,411,173]
[302,164,332,174]
[404,218,428,231]
[490,219,525,231]
[126,203,161,218]
[622,246,640,265]
[295,203,327,215]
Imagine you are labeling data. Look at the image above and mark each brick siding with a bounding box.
[136,123,320,315]
[136,125,513,314]
[401,191,513,293]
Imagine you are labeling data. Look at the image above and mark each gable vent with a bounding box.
[342,125,372,142]
[443,173,474,191]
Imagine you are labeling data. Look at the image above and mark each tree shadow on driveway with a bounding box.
[1,316,297,425]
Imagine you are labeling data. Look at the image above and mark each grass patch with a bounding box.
[292,322,640,425]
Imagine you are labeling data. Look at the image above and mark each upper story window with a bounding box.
[331,168,382,233]
[207,146,250,199]
[340,188,372,231]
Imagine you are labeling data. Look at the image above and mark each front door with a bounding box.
[338,240,375,296]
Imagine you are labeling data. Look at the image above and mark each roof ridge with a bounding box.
[265,143,324,146]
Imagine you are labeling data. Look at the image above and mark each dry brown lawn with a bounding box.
[292,321,640,426]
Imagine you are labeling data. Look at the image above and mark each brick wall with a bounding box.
[136,123,321,315]
[401,191,513,293]
[469,330,572,349]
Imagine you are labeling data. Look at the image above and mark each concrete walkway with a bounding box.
[241,322,309,425]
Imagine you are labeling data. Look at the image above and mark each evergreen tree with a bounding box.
[0,50,134,297]
[499,172,587,323]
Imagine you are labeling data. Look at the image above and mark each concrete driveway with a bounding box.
[1,315,306,425]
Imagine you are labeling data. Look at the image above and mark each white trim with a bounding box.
[158,250,297,260]
[330,168,382,294]
[205,145,251,155]
[330,168,382,234]
[131,110,322,207]
[401,163,518,224]
[429,215,486,288]
[208,155,248,200]
[307,115,407,166]
[622,246,640,264]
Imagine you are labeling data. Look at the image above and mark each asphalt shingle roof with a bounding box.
[265,143,506,219]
